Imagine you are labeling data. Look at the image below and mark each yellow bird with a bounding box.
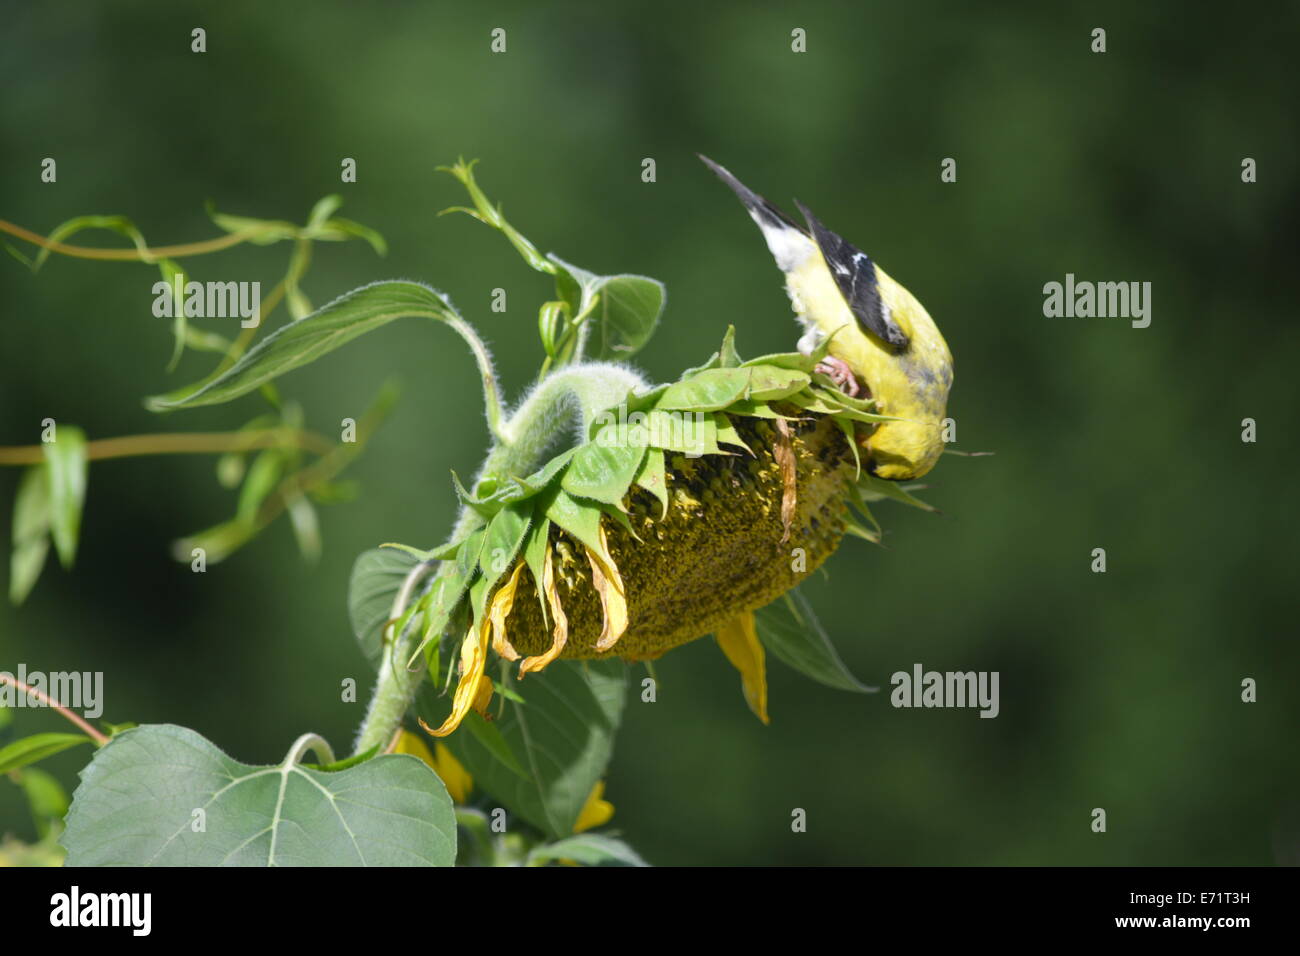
[700,155,953,480]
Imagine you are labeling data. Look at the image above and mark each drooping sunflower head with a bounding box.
[505,412,854,662]
[391,329,938,736]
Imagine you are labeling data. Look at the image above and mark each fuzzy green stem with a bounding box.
[352,362,648,757]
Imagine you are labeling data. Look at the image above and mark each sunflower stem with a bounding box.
[352,362,649,757]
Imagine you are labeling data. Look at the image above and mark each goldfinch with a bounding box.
[700,154,953,480]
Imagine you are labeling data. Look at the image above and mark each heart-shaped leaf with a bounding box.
[549,255,664,361]
[349,546,424,665]
[62,725,456,866]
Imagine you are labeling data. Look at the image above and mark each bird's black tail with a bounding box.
[697,153,806,236]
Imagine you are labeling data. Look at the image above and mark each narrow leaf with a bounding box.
[10,465,51,604]
[147,281,459,410]
[42,426,87,569]
[0,733,92,774]
[755,588,875,693]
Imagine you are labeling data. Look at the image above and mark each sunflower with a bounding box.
[386,325,934,736]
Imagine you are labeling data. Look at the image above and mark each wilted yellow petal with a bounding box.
[774,418,797,544]
[520,541,569,676]
[395,730,473,804]
[715,611,770,724]
[588,523,628,652]
[470,673,493,718]
[573,780,614,833]
[422,617,490,737]
[432,743,473,804]
[394,728,436,765]
[490,562,525,662]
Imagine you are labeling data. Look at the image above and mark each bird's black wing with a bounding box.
[795,200,910,350]
[698,154,805,235]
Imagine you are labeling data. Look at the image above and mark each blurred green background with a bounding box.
[2,1,1297,865]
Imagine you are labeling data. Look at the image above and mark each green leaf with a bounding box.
[562,422,648,506]
[304,195,343,232]
[20,766,70,839]
[543,488,606,558]
[0,732,92,774]
[436,660,628,839]
[528,833,648,867]
[408,568,473,667]
[799,385,895,423]
[549,255,665,361]
[61,725,457,866]
[147,280,459,410]
[478,501,532,583]
[31,215,152,272]
[157,257,189,371]
[185,325,234,356]
[42,426,87,569]
[742,349,818,373]
[349,546,425,665]
[657,367,751,412]
[646,410,721,456]
[313,216,389,257]
[633,446,669,517]
[587,274,665,360]
[520,517,552,629]
[755,588,875,693]
[747,365,810,401]
[509,447,576,499]
[171,518,255,565]
[857,473,939,512]
[236,449,283,524]
[717,325,742,368]
[10,465,51,605]
[439,159,555,274]
[455,528,487,585]
[713,412,752,454]
[205,202,298,245]
[285,493,321,562]
[462,710,527,780]
[724,398,782,419]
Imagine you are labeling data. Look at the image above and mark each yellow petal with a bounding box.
[490,562,525,662]
[422,617,491,737]
[470,673,494,718]
[573,780,615,833]
[715,611,770,724]
[587,522,628,652]
[395,730,473,804]
[520,541,569,676]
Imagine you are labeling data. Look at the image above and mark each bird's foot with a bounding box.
[814,356,864,398]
